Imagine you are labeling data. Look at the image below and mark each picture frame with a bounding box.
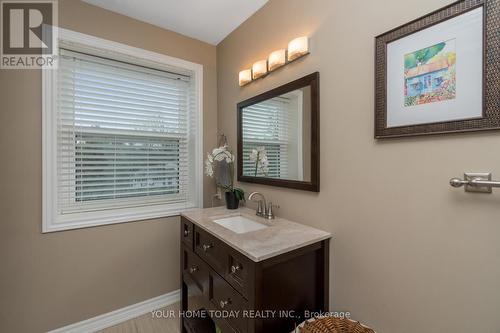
[374,0,499,138]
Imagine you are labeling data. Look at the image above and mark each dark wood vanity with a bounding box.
[181,72,327,333]
[180,214,330,333]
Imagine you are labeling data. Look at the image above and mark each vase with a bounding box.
[225,191,239,210]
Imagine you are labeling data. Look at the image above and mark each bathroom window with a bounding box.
[43,30,203,232]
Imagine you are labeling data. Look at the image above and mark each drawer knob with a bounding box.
[189,266,198,274]
[202,244,213,252]
[184,229,190,237]
[219,299,231,309]
[230,264,241,274]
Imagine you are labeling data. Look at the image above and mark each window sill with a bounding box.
[42,202,198,233]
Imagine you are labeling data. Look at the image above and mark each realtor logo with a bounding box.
[1,0,58,69]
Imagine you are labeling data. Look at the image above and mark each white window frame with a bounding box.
[42,28,203,233]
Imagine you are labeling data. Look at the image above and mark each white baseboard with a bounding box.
[48,289,181,333]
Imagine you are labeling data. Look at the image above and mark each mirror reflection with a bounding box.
[241,86,311,181]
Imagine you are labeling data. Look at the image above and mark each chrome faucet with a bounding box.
[248,192,266,217]
[248,192,277,219]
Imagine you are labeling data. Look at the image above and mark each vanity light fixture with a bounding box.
[268,49,286,71]
[239,69,252,86]
[287,36,309,61]
[239,36,310,86]
[252,60,268,79]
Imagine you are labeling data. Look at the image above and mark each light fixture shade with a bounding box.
[252,60,268,79]
[287,36,309,61]
[268,49,287,71]
[239,69,252,86]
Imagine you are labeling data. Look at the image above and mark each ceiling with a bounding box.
[82,0,268,45]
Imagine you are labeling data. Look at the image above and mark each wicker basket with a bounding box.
[298,317,375,333]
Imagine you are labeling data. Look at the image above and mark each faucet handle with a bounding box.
[266,202,277,219]
[256,200,265,217]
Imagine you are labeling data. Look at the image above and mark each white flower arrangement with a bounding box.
[205,145,234,178]
[205,144,244,202]
[249,146,269,176]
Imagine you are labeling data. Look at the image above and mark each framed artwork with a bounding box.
[375,0,499,138]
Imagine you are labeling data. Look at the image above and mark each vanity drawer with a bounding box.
[194,227,253,299]
[182,245,209,294]
[209,269,248,333]
[181,217,194,249]
[194,227,226,273]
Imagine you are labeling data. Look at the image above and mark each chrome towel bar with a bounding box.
[449,172,499,193]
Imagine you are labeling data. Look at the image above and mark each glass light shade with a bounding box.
[287,36,309,61]
[252,60,268,79]
[239,69,252,86]
[268,49,286,71]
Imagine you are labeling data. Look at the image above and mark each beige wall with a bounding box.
[217,0,500,332]
[0,1,216,332]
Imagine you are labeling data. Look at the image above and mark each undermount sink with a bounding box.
[212,214,268,234]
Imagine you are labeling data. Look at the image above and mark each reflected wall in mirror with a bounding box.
[237,72,319,192]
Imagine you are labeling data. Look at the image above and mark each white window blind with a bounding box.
[57,48,196,215]
[242,97,296,178]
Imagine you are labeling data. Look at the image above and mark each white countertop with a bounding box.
[181,206,331,262]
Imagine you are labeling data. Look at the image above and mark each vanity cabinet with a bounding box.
[180,216,330,333]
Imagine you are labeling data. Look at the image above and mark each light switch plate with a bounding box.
[464,172,492,193]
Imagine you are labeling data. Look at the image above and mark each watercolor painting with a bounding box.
[404,39,456,107]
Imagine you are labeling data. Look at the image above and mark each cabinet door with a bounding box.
[208,269,248,333]
[182,245,209,297]
[182,246,220,333]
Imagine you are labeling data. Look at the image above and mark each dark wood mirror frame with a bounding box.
[237,72,320,192]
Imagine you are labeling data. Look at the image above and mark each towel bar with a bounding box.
[449,172,498,193]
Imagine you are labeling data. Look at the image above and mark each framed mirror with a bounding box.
[237,72,319,192]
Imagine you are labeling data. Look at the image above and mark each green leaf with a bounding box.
[233,188,245,201]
